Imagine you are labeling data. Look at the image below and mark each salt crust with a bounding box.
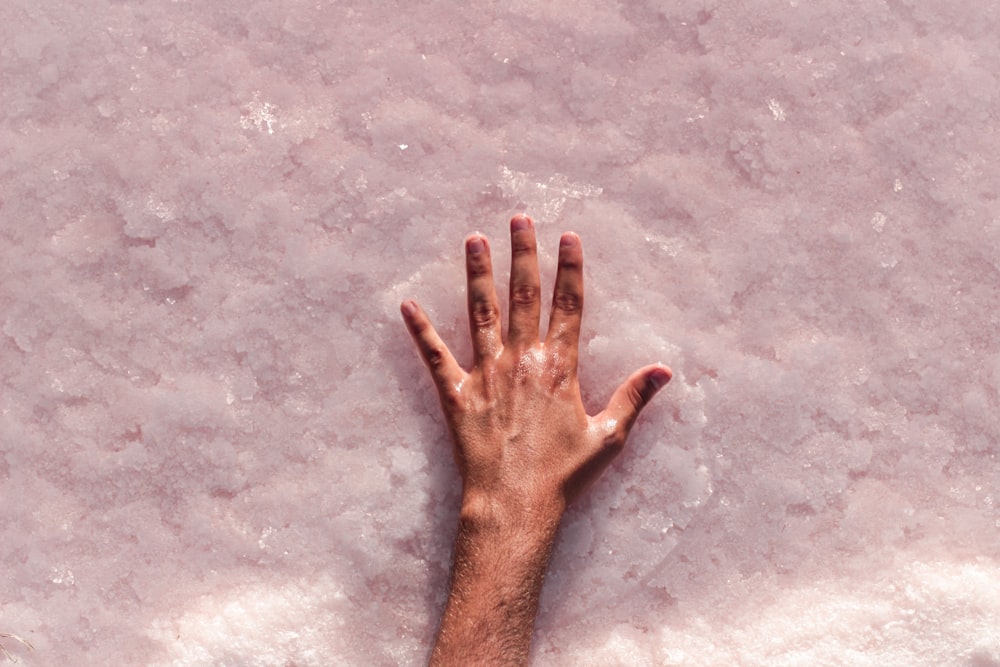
[1,0,999,665]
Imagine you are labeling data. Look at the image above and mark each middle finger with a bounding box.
[507,214,541,348]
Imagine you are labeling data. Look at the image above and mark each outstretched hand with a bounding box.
[403,214,671,665]
[401,214,671,525]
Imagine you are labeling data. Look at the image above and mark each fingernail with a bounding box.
[401,301,417,317]
[468,237,485,254]
[511,214,531,232]
[650,368,671,390]
[560,233,578,247]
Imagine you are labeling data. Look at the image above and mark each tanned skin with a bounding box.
[401,214,672,666]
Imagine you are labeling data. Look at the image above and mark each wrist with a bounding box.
[432,488,562,667]
[459,487,564,545]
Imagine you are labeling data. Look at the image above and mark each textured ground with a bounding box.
[1,0,999,665]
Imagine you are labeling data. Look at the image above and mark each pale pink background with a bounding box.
[1,1,998,665]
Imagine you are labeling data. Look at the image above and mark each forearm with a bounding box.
[430,497,562,666]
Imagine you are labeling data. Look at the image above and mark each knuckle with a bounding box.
[512,239,535,256]
[597,426,626,455]
[558,256,582,270]
[544,356,573,386]
[511,284,539,306]
[410,318,429,336]
[554,291,582,314]
[423,344,447,369]
[471,300,498,327]
[603,434,626,454]
[611,416,633,444]
[467,260,491,279]
[626,382,646,410]
[439,387,463,412]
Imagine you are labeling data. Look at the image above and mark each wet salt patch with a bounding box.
[497,166,603,224]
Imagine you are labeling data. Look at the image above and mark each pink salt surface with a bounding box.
[2,1,999,665]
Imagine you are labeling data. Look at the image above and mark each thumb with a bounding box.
[600,364,672,435]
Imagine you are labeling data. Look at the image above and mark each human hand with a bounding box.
[401,214,671,527]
